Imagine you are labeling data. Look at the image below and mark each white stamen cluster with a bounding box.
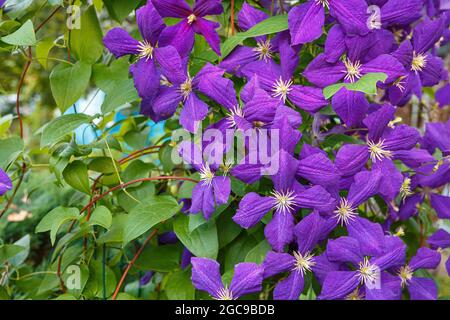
[399,178,413,201]
[272,77,293,102]
[271,189,297,214]
[226,105,245,128]
[187,14,197,24]
[199,165,215,186]
[179,77,193,100]
[292,251,316,276]
[398,265,413,287]
[411,52,427,72]
[215,287,234,300]
[253,40,274,61]
[343,59,363,83]
[367,139,393,162]
[334,198,358,226]
[393,76,407,92]
[346,289,365,300]
[357,257,379,285]
[137,40,154,61]
[315,0,330,8]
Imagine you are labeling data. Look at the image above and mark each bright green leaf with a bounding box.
[323,72,388,99]
[123,196,182,245]
[62,160,91,195]
[1,20,36,46]
[41,114,92,147]
[50,62,92,112]
[174,214,219,259]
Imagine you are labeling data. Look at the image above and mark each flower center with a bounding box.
[315,0,329,8]
[411,52,427,72]
[343,59,362,83]
[137,40,154,61]
[187,14,197,24]
[271,189,297,214]
[272,77,293,102]
[398,265,413,287]
[199,165,215,186]
[226,105,245,128]
[253,40,273,61]
[346,289,365,300]
[253,121,265,128]
[357,257,379,285]
[367,139,393,162]
[334,198,358,226]
[179,78,193,100]
[399,178,413,201]
[215,286,234,300]
[292,251,316,276]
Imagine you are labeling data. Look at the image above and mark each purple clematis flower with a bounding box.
[288,0,370,46]
[262,212,340,300]
[233,148,337,251]
[334,104,424,203]
[103,3,183,101]
[0,168,12,196]
[179,141,231,219]
[148,63,224,133]
[319,235,406,300]
[436,84,450,108]
[152,0,223,56]
[393,247,441,300]
[422,120,450,156]
[387,16,447,105]
[220,3,300,77]
[303,41,405,127]
[428,229,450,277]
[191,257,263,300]
[240,58,329,114]
[0,0,5,8]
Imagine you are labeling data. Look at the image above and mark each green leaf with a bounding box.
[62,160,91,195]
[97,215,127,244]
[323,72,388,99]
[35,207,80,245]
[135,244,182,272]
[69,6,103,64]
[103,0,141,22]
[88,157,118,174]
[50,62,92,112]
[36,37,55,69]
[244,240,271,264]
[164,269,195,300]
[123,196,182,245]
[221,15,288,58]
[87,206,112,229]
[9,234,30,267]
[41,114,92,147]
[0,244,25,265]
[0,136,24,167]
[1,20,36,46]
[174,214,219,259]
[101,79,138,114]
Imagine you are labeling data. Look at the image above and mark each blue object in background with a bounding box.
[66,90,167,151]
